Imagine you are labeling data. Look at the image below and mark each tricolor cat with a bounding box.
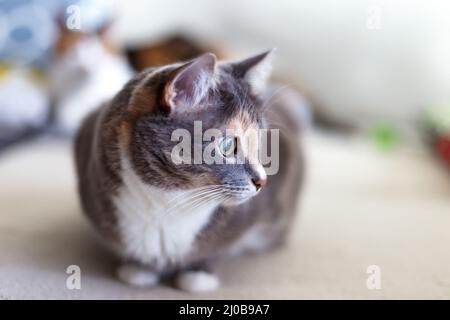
[74,51,304,292]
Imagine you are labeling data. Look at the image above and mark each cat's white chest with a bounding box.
[113,156,216,268]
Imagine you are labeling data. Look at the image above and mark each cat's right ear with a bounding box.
[163,53,216,113]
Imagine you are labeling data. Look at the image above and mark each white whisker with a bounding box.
[164,187,224,216]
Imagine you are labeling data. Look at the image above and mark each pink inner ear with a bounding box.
[165,53,216,112]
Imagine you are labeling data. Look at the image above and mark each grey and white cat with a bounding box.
[74,51,304,292]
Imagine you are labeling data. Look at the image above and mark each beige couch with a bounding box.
[1,132,450,299]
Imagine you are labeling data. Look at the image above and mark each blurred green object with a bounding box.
[425,104,450,134]
[369,122,400,151]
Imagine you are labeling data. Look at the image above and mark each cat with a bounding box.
[74,51,304,292]
[126,34,219,71]
[49,24,132,135]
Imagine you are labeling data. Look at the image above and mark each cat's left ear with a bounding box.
[233,49,274,95]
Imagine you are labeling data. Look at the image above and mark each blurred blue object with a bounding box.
[0,0,115,66]
[0,0,119,152]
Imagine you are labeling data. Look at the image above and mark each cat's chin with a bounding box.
[220,190,260,206]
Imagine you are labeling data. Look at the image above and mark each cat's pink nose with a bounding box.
[252,178,267,190]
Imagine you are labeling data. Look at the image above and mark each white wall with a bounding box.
[113,0,450,127]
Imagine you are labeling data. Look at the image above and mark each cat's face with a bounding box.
[126,52,273,205]
[52,27,119,89]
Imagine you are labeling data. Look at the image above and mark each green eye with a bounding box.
[218,137,236,157]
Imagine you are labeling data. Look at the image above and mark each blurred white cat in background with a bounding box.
[49,0,132,135]
[49,26,132,134]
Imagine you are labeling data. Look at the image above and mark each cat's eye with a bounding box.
[218,137,237,157]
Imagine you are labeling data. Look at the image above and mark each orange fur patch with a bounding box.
[227,113,260,166]
[118,121,132,147]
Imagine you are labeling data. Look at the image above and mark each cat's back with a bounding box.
[74,103,123,243]
[74,107,100,174]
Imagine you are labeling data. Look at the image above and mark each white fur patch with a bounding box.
[228,223,274,256]
[175,271,220,293]
[117,264,159,287]
[113,153,218,269]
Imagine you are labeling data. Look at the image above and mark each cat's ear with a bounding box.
[233,50,274,95]
[164,53,216,113]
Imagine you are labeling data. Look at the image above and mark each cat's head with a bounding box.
[121,51,274,205]
[52,24,119,84]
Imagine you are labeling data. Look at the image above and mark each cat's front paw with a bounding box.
[175,271,220,293]
[117,264,159,288]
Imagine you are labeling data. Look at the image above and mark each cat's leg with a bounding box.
[117,262,160,287]
[174,262,219,293]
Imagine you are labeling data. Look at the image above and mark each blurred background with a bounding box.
[0,0,450,150]
[1,0,450,159]
[1,0,450,299]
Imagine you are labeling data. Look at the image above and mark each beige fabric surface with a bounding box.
[1,132,450,299]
